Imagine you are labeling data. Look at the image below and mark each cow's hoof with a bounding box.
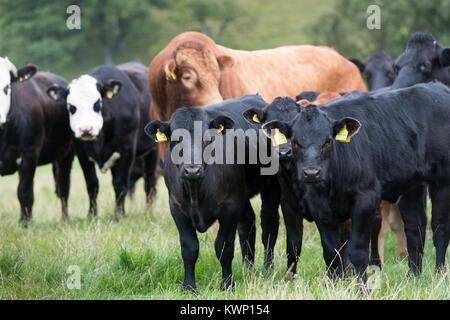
[220,279,235,291]
[182,284,197,295]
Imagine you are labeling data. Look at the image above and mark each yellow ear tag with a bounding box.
[272,128,287,146]
[166,71,176,81]
[24,74,29,80]
[106,90,114,99]
[335,124,351,142]
[155,128,168,143]
[252,114,260,123]
[217,124,224,133]
[19,77,23,82]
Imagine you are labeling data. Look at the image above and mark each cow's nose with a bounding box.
[183,165,202,180]
[279,148,292,158]
[303,167,321,181]
[79,126,94,139]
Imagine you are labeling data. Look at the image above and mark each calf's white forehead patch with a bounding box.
[0,57,17,124]
[67,74,104,138]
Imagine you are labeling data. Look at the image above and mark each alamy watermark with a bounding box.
[66,265,81,290]
[66,5,81,30]
[367,5,381,30]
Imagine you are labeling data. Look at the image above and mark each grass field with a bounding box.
[0,162,448,300]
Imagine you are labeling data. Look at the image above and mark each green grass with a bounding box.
[0,162,448,299]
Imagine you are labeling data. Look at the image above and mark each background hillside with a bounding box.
[1,0,448,80]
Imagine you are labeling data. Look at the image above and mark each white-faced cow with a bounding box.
[0,57,74,226]
[47,62,158,221]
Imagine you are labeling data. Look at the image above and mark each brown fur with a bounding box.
[148,32,366,159]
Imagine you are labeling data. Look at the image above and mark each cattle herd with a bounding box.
[0,31,449,293]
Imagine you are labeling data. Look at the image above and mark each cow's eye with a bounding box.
[68,104,77,115]
[419,63,431,73]
[3,84,10,95]
[322,139,332,152]
[393,65,400,74]
[93,100,102,113]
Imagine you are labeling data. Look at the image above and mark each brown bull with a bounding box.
[148,32,366,160]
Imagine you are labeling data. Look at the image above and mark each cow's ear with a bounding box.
[349,58,365,73]
[439,47,450,67]
[209,115,234,134]
[217,55,235,72]
[243,107,265,125]
[262,120,291,146]
[100,79,122,99]
[164,59,177,81]
[144,120,171,143]
[12,64,37,83]
[47,85,69,102]
[333,117,361,142]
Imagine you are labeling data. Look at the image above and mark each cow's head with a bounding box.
[144,107,234,181]
[262,106,361,188]
[0,57,36,125]
[47,75,121,140]
[243,96,301,161]
[163,43,235,107]
[351,52,395,90]
[393,32,450,88]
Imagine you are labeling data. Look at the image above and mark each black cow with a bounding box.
[47,62,158,221]
[393,32,450,88]
[350,52,396,90]
[243,97,350,277]
[144,94,281,291]
[263,82,450,284]
[0,58,74,225]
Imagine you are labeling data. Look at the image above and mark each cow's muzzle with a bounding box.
[303,167,321,183]
[182,164,203,181]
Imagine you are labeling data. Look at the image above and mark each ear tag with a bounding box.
[19,77,24,82]
[166,71,176,81]
[252,114,260,123]
[335,124,351,142]
[217,124,224,133]
[272,128,287,146]
[106,90,114,99]
[155,128,168,143]
[24,74,29,80]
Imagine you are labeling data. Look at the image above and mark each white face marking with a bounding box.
[66,75,104,139]
[0,57,17,124]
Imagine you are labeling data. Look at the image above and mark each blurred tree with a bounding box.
[173,0,248,44]
[0,0,171,72]
[308,0,450,60]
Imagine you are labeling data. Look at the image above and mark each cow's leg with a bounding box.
[17,151,37,227]
[237,200,256,266]
[76,146,98,218]
[216,212,238,290]
[398,185,427,275]
[315,220,345,278]
[281,199,303,275]
[389,204,408,258]
[378,201,391,265]
[428,182,450,272]
[260,182,281,268]
[143,149,158,204]
[111,152,134,221]
[52,152,74,221]
[369,208,382,267]
[170,203,199,293]
[348,190,378,285]
[340,219,352,271]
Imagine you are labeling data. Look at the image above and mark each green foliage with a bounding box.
[308,0,450,60]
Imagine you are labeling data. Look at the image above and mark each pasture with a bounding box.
[0,162,448,299]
